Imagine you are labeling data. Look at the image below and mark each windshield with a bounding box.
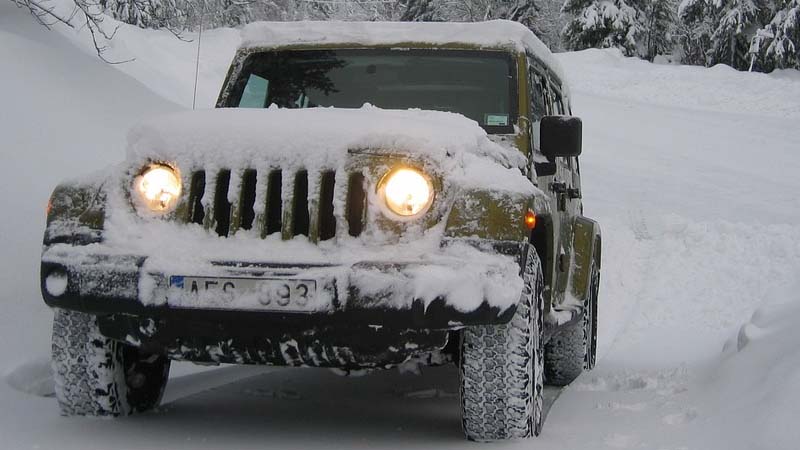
[225,49,517,133]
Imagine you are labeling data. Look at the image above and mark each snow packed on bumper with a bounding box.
[42,237,524,314]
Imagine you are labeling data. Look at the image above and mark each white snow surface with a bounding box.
[241,20,565,81]
[2,5,800,449]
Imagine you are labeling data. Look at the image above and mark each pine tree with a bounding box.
[562,0,645,56]
[678,0,770,69]
[749,0,800,69]
[676,0,714,65]
[643,0,678,60]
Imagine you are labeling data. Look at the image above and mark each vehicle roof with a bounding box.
[240,20,565,82]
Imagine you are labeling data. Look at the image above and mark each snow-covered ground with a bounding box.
[2,4,800,449]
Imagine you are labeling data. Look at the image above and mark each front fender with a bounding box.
[443,189,548,241]
[44,180,107,246]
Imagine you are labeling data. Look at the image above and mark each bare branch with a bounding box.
[13,0,136,64]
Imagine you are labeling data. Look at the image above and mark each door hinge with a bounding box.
[550,182,567,194]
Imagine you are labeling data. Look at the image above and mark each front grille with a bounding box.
[184,168,367,241]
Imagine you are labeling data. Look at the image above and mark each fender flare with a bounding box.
[569,216,601,302]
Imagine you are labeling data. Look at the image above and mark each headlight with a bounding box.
[378,167,433,217]
[134,164,181,213]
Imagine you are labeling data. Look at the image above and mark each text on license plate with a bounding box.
[169,276,317,309]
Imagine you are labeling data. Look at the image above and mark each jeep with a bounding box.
[41,20,601,441]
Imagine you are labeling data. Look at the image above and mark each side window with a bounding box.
[543,82,555,115]
[530,69,546,122]
[552,89,564,115]
[531,73,558,177]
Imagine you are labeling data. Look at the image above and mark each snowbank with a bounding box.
[0,1,179,373]
[700,282,800,448]
[556,48,800,120]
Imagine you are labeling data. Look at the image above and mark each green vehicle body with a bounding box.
[42,35,600,368]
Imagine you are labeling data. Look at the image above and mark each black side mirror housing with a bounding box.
[540,115,582,160]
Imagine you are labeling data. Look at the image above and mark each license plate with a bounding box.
[168,275,319,311]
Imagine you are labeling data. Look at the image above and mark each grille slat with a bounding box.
[213,170,232,237]
[292,170,310,237]
[184,167,364,242]
[307,169,320,242]
[265,169,283,236]
[188,171,206,225]
[281,170,293,240]
[226,169,244,234]
[238,169,258,231]
[201,169,218,232]
[346,173,366,237]
[318,171,336,241]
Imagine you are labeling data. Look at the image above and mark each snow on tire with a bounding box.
[544,258,599,386]
[459,245,545,441]
[51,308,170,416]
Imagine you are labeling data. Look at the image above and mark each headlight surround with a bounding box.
[134,163,182,213]
[378,167,434,218]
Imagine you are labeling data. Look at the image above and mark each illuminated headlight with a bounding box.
[134,164,181,213]
[378,167,434,217]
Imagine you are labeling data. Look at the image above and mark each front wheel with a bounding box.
[459,245,545,441]
[51,309,171,416]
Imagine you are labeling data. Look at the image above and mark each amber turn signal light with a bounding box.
[525,210,537,229]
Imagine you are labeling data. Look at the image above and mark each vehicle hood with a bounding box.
[126,105,534,193]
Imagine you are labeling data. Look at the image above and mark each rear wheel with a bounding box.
[51,308,170,416]
[544,258,599,386]
[459,246,545,441]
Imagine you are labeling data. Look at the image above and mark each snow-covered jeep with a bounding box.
[40,20,601,441]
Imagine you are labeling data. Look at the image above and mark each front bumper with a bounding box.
[41,248,521,331]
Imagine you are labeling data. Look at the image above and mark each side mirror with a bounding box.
[540,115,582,160]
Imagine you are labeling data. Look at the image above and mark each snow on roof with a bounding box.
[240,20,565,81]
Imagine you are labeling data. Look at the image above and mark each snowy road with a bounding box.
[2,6,800,449]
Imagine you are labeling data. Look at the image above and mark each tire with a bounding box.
[51,308,171,416]
[544,257,599,386]
[459,245,545,441]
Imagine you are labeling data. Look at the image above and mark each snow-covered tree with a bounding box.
[643,0,678,60]
[562,0,645,56]
[679,0,770,69]
[749,0,800,69]
[399,0,439,21]
[102,0,187,29]
[536,0,569,51]
[440,0,540,25]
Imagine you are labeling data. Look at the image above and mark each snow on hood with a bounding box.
[126,106,535,194]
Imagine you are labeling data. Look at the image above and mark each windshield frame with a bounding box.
[221,48,519,135]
